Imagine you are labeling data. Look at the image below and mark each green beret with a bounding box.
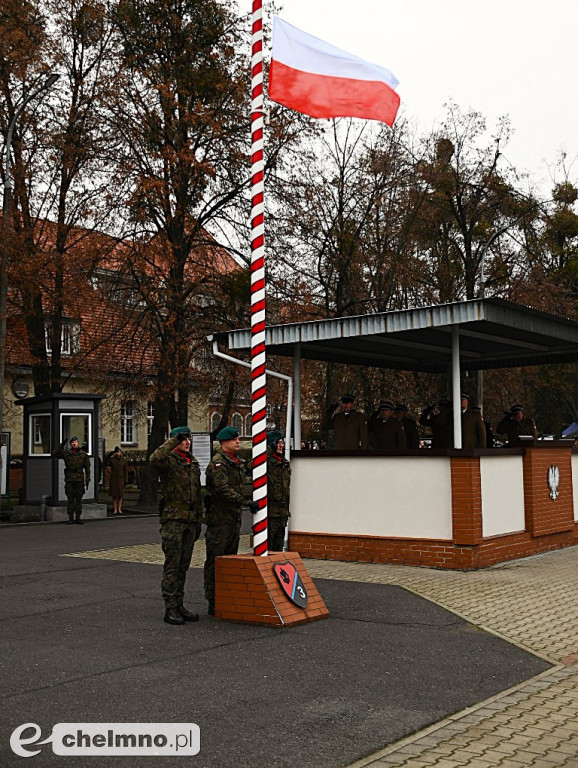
[169,426,191,438]
[267,430,284,446]
[216,426,240,441]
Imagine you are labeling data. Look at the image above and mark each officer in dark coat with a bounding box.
[393,404,419,449]
[150,426,203,626]
[107,446,129,515]
[203,426,254,615]
[496,404,538,444]
[460,394,486,449]
[53,436,91,525]
[368,400,407,449]
[327,394,368,450]
[419,399,454,449]
[266,431,291,551]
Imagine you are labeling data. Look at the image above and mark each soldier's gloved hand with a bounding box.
[248,501,259,514]
[175,432,189,445]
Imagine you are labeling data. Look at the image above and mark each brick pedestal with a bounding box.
[215,551,329,627]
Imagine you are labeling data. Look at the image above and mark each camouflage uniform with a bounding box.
[203,446,251,608]
[150,437,203,612]
[267,447,291,551]
[53,440,91,522]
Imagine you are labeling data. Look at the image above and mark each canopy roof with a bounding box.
[214,298,578,372]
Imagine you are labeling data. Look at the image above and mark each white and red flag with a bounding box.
[269,17,400,127]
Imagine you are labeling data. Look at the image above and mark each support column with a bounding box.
[451,325,462,449]
[293,343,302,450]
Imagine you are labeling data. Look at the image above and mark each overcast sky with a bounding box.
[271,0,577,194]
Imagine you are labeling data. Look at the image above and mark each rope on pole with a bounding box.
[250,0,268,555]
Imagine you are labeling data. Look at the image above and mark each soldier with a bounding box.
[53,436,91,525]
[393,404,419,449]
[327,394,368,450]
[150,426,203,626]
[496,404,538,445]
[368,400,407,449]
[203,426,255,615]
[267,431,291,551]
[419,399,454,449]
[107,446,129,515]
[460,394,486,449]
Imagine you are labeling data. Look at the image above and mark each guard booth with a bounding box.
[12,393,107,522]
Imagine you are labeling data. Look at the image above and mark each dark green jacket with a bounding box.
[205,446,251,524]
[53,442,91,483]
[267,448,291,519]
[150,437,203,524]
[496,414,538,443]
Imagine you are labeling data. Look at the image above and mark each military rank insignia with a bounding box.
[273,561,308,608]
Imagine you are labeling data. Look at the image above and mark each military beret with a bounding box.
[69,436,78,443]
[510,404,524,414]
[379,400,394,411]
[438,399,452,408]
[267,430,284,446]
[217,426,240,441]
[341,394,354,403]
[169,425,191,438]
[393,404,406,413]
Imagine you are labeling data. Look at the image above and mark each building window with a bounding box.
[210,412,221,433]
[45,319,80,355]
[147,401,154,437]
[245,413,252,437]
[121,401,137,444]
[232,412,242,433]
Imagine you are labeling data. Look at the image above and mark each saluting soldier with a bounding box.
[393,404,420,449]
[496,404,538,445]
[327,394,368,450]
[53,436,91,525]
[150,426,203,626]
[368,400,407,449]
[203,426,255,615]
[419,399,454,449]
[266,431,291,551]
[460,394,486,449]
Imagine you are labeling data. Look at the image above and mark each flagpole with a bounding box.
[250,0,268,556]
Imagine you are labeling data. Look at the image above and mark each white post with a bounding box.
[452,325,462,449]
[293,343,301,450]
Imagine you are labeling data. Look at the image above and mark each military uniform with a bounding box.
[368,413,407,449]
[419,403,454,449]
[203,444,251,611]
[332,410,368,449]
[150,434,203,619]
[461,409,487,449]
[108,453,128,500]
[267,446,291,551]
[53,439,91,523]
[496,410,538,444]
[401,417,419,449]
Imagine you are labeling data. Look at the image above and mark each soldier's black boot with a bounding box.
[164,608,185,625]
[75,516,84,525]
[67,516,74,525]
[178,606,199,622]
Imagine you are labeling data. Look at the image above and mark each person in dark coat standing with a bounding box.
[203,426,255,616]
[327,394,368,450]
[419,399,454,449]
[393,404,419,449]
[496,404,538,444]
[150,426,203,626]
[108,446,129,515]
[266,431,291,551]
[460,394,487,449]
[53,436,91,525]
[368,400,407,449]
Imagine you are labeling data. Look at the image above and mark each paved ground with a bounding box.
[1,516,577,766]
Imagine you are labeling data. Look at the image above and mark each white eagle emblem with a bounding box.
[548,465,560,500]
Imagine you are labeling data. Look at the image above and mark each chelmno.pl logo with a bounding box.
[10,723,200,757]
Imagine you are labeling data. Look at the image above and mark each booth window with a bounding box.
[61,413,91,453]
[30,414,51,456]
[121,401,137,445]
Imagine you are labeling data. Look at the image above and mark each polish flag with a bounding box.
[269,17,400,127]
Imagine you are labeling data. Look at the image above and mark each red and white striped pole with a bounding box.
[250,0,268,556]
